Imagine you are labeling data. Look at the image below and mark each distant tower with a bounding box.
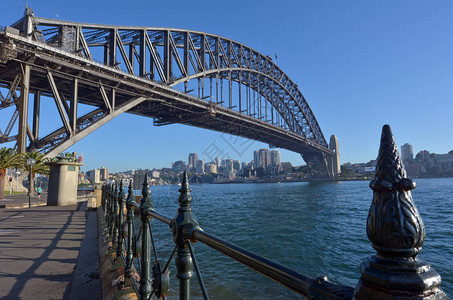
[401,143,413,163]
[270,150,281,164]
[196,159,205,173]
[188,153,198,171]
[99,167,109,181]
[329,135,341,177]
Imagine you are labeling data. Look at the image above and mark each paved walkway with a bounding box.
[0,200,102,299]
[0,193,47,208]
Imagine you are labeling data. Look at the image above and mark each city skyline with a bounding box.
[0,2,452,172]
[82,142,453,175]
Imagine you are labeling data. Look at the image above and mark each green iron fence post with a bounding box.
[117,180,126,259]
[171,171,202,300]
[355,125,447,299]
[125,180,136,276]
[112,183,119,245]
[139,174,153,300]
[108,184,114,237]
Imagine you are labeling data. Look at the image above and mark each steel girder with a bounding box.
[28,16,328,148]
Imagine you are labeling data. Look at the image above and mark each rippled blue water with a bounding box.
[135,178,452,299]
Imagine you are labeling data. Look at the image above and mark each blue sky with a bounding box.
[1,1,452,172]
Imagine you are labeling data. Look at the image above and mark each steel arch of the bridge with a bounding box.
[0,10,337,178]
[23,16,327,148]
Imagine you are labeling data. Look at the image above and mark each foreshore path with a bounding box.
[0,194,102,299]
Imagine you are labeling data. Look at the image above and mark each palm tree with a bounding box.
[22,152,50,196]
[0,147,22,199]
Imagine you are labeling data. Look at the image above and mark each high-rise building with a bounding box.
[99,167,109,181]
[133,171,147,190]
[253,150,259,169]
[254,149,270,169]
[270,150,281,165]
[86,169,100,183]
[196,160,205,173]
[401,143,413,162]
[215,157,221,168]
[188,153,198,171]
[226,159,234,174]
[233,160,241,171]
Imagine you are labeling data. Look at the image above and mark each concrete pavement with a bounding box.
[0,193,47,208]
[0,200,102,299]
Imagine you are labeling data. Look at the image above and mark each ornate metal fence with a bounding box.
[100,125,447,300]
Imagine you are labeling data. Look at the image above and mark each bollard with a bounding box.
[355,125,447,299]
[125,180,136,276]
[116,180,126,260]
[171,171,202,300]
[139,174,153,300]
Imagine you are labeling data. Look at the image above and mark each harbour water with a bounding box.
[136,178,452,299]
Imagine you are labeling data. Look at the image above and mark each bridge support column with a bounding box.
[328,135,341,178]
[301,152,332,179]
[17,63,30,153]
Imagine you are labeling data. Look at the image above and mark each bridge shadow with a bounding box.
[0,204,87,299]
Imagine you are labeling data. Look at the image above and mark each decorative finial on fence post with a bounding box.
[116,179,126,260]
[171,171,202,300]
[125,180,136,277]
[139,173,153,300]
[112,183,119,245]
[355,125,447,299]
[178,170,193,210]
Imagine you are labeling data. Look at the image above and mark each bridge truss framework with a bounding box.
[0,8,340,178]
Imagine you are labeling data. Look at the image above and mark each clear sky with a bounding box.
[1,1,452,172]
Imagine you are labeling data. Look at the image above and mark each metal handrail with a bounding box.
[192,229,313,295]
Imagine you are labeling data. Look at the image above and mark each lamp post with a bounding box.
[26,158,36,208]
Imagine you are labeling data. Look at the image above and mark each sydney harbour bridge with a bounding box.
[0,8,340,179]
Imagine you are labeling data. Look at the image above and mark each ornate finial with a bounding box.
[371,125,415,192]
[172,170,201,247]
[118,179,126,203]
[355,125,446,299]
[126,180,135,207]
[178,171,192,209]
[367,125,425,257]
[142,173,150,198]
[140,173,153,215]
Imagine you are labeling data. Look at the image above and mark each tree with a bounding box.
[449,150,453,155]
[22,152,50,196]
[0,147,22,199]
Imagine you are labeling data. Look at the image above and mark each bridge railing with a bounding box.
[101,125,447,300]
[101,172,355,300]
